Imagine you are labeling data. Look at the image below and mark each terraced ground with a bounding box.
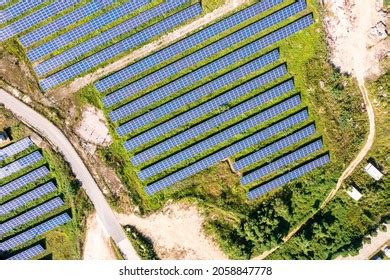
[0,136,73,260]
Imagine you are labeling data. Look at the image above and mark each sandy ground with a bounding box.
[116,203,227,260]
[337,224,390,260]
[47,0,251,99]
[83,213,117,260]
[76,105,112,149]
[323,0,389,80]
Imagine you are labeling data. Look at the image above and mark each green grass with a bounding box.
[201,0,227,13]
[0,108,93,259]
[124,225,159,260]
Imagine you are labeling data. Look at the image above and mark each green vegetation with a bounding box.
[124,225,159,260]
[201,0,228,13]
[266,71,390,260]
[0,108,93,259]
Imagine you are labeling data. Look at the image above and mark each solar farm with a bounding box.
[93,0,330,199]
[0,0,330,201]
[0,137,71,260]
[0,0,203,91]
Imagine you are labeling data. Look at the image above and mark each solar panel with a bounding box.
[0,137,33,162]
[0,182,57,216]
[0,212,71,251]
[123,64,288,152]
[0,1,79,42]
[39,4,202,91]
[19,1,115,48]
[102,1,308,108]
[234,124,316,170]
[0,197,64,237]
[0,166,49,199]
[111,39,281,123]
[131,74,293,166]
[27,0,149,61]
[145,110,309,195]
[0,1,44,25]
[241,139,323,185]
[0,151,43,180]
[34,0,186,75]
[138,95,301,180]
[7,244,45,260]
[95,0,283,92]
[247,154,330,199]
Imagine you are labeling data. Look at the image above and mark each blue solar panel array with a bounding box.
[39,4,202,91]
[111,39,281,123]
[241,139,323,185]
[95,0,283,92]
[247,154,330,199]
[0,213,71,251]
[0,197,64,237]
[0,1,79,42]
[118,49,282,136]
[234,124,316,171]
[0,151,43,180]
[0,182,57,216]
[0,1,44,25]
[7,244,45,260]
[0,166,49,199]
[145,110,309,194]
[0,137,33,161]
[139,95,301,181]
[124,66,289,152]
[102,0,307,108]
[132,77,293,166]
[19,1,115,48]
[26,0,149,61]
[35,0,187,76]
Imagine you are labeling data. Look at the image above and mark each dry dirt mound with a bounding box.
[116,203,227,260]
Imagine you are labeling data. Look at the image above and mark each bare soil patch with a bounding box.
[116,203,227,260]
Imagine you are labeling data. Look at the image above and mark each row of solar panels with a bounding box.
[0,0,204,91]
[0,137,70,260]
[90,1,329,198]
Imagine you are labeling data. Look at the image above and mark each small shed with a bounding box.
[364,163,384,181]
[346,186,363,201]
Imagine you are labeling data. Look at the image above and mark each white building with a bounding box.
[346,186,363,201]
[364,163,384,181]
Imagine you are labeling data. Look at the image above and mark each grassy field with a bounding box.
[0,107,93,260]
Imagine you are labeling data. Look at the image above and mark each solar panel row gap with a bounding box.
[0,181,57,216]
[233,124,316,171]
[247,154,330,199]
[95,0,284,92]
[102,0,307,108]
[0,197,64,237]
[0,166,50,199]
[0,151,43,180]
[0,137,33,162]
[118,49,282,138]
[7,244,45,260]
[138,95,302,181]
[123,63,289,154]
[0,212,71,251]
[19,1,116,48]
[144,110,309,194]
[131,73,293,167]
[241,139,323,185]
[0,0,79,42]
[39,3,202,91]
[34,0,186,76]
[26,0,150,61]
[110,34,284,123]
